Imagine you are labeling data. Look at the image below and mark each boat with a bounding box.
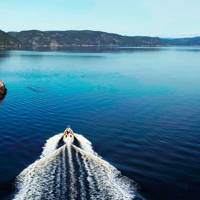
[63,127,74,144]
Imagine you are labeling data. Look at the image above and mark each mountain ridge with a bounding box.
[0,29,200,49]
[8,30,164,47]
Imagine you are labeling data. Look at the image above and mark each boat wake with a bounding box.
[13,133,139,200]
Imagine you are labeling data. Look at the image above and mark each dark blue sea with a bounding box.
[0,47,200,200]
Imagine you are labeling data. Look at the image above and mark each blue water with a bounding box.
[0,47,200,200]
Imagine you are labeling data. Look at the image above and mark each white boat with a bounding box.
[63,127,74,144]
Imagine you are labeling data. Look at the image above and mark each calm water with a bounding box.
[0,47,200,200]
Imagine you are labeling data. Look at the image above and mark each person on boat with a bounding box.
[64,128,73,137]
[63,127,74,144]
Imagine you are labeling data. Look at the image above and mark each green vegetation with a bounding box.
[8,30,164,47]
[0,29,200,49]
[0,30,21,49]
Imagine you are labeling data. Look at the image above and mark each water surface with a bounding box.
[0,47,200,200]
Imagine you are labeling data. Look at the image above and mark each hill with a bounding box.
[2,30,200,49]
[8,30,164,47]
[0,30,22,49]
[162,37,200,46]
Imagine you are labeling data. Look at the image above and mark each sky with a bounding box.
[0,0,199,37]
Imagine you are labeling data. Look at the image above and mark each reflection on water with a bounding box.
[0,47,200,200]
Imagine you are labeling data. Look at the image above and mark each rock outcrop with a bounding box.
[0,80,7,95]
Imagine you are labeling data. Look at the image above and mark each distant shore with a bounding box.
[1,29,200,50]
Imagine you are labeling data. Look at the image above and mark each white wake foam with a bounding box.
[13,132,137,200]
[72,145,136,200]
[40,133,63,158]
[74,133,95,154]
